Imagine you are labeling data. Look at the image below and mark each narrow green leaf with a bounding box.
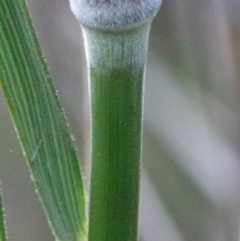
[0,1,87,241]
[0,191,6,241]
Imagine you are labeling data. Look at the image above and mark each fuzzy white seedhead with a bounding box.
[70,0,162,29]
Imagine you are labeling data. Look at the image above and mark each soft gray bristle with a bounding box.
[70,0,162,29]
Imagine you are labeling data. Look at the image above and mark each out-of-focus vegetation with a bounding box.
[1,0,240,240]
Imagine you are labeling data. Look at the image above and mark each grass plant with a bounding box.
[0,0,161,240]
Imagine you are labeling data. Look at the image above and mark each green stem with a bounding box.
[83,26,150,241]
[70,1,162,240]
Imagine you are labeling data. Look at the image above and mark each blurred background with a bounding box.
[1,0,240,240]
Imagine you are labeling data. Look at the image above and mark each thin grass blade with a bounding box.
[0,1,87,241]
[0,191,6,241]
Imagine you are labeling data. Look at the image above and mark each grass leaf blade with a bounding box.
[0,1,87,241]
[0,191,6,241]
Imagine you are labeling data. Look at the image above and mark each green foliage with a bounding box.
[0,192,6,241]
[0,0,161,240]
[0,1,86,240]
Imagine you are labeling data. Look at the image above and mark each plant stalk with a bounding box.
[70,1,162,240]
[84,26,150,241]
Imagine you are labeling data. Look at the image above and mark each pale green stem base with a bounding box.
[82,25,150,241]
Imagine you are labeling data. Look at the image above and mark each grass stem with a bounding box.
[83,26,151,241]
